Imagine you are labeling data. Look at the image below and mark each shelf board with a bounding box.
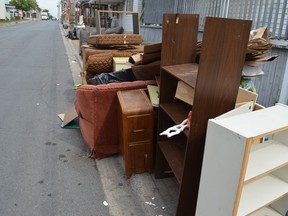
[245,140,288,183]
[250,207,282,216]
[213,104,288,139]
[162,63,198,88]
[158,139,186,184]
[161,103,191,123]
[238,175,288,216]
[160,103,191,137]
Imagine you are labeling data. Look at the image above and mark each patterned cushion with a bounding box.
[87,34,142,47]
[85,53,113,79]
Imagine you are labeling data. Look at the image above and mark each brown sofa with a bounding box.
[74,80,156,159]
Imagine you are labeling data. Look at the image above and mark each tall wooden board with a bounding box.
[161,14,199,66]
[177,17,252,216]
[155,14,199,179]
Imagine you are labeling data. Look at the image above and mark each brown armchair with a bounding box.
[74,80,156,159]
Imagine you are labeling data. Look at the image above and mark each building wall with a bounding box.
[120,0,141,33]
[0,0,5,20]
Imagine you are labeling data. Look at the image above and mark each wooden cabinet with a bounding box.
[155,63,198,183]
[196,104,288,216]
[117,89,154,178]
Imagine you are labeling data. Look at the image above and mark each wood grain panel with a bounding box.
[161,14,199,66]
[177,17,252,216]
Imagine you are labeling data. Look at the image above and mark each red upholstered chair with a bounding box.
[74,80,156,159]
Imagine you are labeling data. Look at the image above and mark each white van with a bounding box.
[41,12,48,20]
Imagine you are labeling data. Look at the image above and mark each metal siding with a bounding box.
[278,0,287,38]
[142,0,174,25]
[140,26,162,42]
[253,48,288,107]
[279,55,288,104]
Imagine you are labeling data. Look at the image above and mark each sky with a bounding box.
[37,0,60,17]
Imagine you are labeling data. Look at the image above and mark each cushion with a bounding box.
[87,34,142,47]
[85,53,113,79]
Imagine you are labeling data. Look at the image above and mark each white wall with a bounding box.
[120,0,140,33]
[0,0,5,19]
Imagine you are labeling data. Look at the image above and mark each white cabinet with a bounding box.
[196,103,288,216]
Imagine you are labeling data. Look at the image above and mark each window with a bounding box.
[126,0,133,12]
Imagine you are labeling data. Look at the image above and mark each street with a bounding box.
[0,20,109,216]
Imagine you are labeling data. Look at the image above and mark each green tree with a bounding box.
[10,0,38,11]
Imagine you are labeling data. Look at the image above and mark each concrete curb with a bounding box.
[60,24,82,85]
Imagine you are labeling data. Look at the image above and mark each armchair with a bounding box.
[74,80,156,159]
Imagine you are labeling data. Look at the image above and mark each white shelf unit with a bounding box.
[196,103,288,216]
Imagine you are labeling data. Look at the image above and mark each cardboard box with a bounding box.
[58,106,78,128]
[175,81,258,108]
[113,57,131,72]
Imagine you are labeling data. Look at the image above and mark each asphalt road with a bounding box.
[0,20,109,216]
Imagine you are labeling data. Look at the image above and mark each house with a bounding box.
[0,0,5,20]
[5,0,15,20]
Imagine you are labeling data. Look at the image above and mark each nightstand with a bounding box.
[117,89,154,178]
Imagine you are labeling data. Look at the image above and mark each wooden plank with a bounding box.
[238,175,288,215]
[160,103,191,125]
[143,43,162,54]
[174,84,257,107]
[250,207,282,216]
[177,17,252,216]
[237,87,258,105]
[158,140,187,184]
[161,14,199,66]
[245,140,288,182]
[175,81,195,106]
[162,63,198,87]
[215,101,254,120]
[215,105,288,138]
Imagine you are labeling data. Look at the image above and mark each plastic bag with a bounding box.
[87,68,136,85]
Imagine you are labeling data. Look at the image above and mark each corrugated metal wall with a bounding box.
[252,48,288,106]
[142,0,288,39]
[142,0,175,24]
[141,0,288,107]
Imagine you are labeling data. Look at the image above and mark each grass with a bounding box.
[0,19,26,26]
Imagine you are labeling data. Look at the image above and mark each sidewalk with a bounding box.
[60,25,179,216]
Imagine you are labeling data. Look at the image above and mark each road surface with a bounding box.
[0,20,109,216]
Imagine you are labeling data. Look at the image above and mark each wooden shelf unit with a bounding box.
[154,13,200,186]
[196,104,288,216]
[155,14,252,216]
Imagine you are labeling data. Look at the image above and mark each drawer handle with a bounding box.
[144,154,148,164]
[133,129,145,133]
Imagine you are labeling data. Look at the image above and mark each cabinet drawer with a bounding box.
[126,114,153,143]
[128,142,152,174]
